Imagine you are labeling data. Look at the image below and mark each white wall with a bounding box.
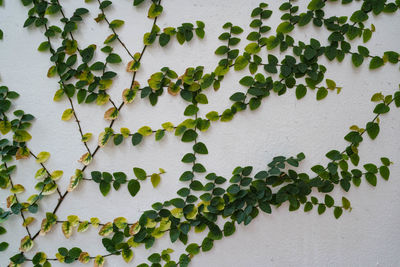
[0,0,400,266]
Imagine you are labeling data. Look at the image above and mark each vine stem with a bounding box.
[50,2,93,156]
[96,0,135,59]
[28,0,162,243]
[29,150,62,198]
[84,0,161,162]
[4,162,32,239]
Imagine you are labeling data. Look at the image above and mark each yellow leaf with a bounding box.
[151,173,161,188]
[114,217,127,229]
[120,127,131,137]
[122,88,137,104]
[22,217,35,227]
[55,252,65,263]
[90,217,100,228]
[104,107,118,120]
[10,184,25,194]
[79,152,92,166]
[138,126,152,136]
[96,93,109,105]
[185,206,198,220]
[129,222,141,236]
[13,130,32,142]
[78,252,90,263]
[0,120,11,134]
[98,222,113,236]
[53,89,64,101]
[62,221,73,238]
[159,218,171,231]
[94,255,105,267]
[82,133,92,142]
[77,221,89,232]
[67,215,80,227]
[126,60,140,72]
[122,248,134,263]
[20,235,34,252]
[98,128,113,147]
[36,151,50,163]
[16,147,30,160]
[61,109,74,121]
[99,79,113,90]
[161,122,174,132]
[171,208,183,218]
[7,195,16,208]
[35,168,47,180]
[47,65,56,77]
[42,182,58,195]
[67,169,83,192]
[51,170,63,181]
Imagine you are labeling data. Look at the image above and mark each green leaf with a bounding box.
[0,242,8,251]
[334,207,343,219]
[182,129,198,142]
[106,53,122,64]
[324,195,334,207]
[363,29,372,43]
[234,56,249,71]
[379,166,390,180]
[308,0,324,10]
[351,53,364,67]
[369,56,384,69]
[148,4,163,18]
[99,181,111,196]
[159,33,170,47]
[296,84,307,99]
[201,238,214,252]
[326,150,342,161]
[316,87,328,100]
[186,243,200,255]
[38,41,50,51]
[109,19,124,29]
[215,45,229,55]
[193,142,208,154]
[304,202,313,212]
[239,76,254,87]
[131,133,143,146]
[128,179,140,197]
[223,221,235,236]
[170,198,185,208]
[366,122,379,139]
[244,43,260,54]
[365,173,377,186]
[276,22,294,34]
[304,47,317,60]
[133,0,145,5]
[133,168,147,180]
[318,204,326,214]
[148,253,161,263]
[373,103,389,114]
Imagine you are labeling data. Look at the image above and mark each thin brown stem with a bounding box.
[4,162,32,239]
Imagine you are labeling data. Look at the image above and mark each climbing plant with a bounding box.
[1,0,400,266]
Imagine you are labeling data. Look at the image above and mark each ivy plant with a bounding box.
[0,0,399,266]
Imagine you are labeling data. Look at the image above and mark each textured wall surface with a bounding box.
[1,0,400,266]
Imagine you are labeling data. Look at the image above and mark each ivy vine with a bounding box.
[1,0,399,266]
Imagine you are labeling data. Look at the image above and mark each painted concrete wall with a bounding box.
[0,0,399,266]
